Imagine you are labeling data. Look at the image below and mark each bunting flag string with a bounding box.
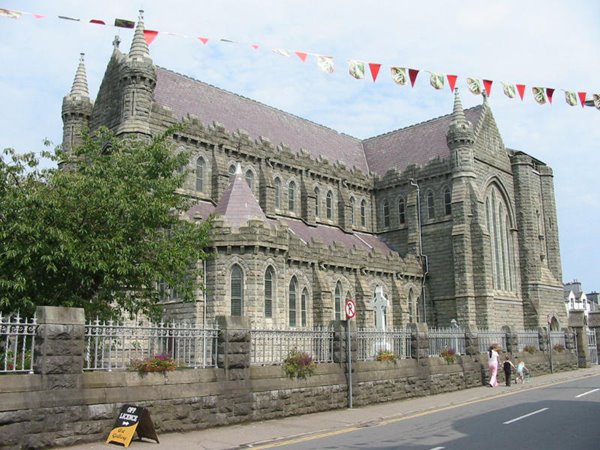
[2,6,598,110]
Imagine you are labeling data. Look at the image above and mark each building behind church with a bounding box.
[61,15,567,331]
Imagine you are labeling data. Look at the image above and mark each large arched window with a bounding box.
[427,191,435,219]
[360,200,367,227]
[301,288,308,327]
[274,178,282,209]
[314,187,320,217]
[382,199,390,228]
[288,181,296,212]
[264,266,274,318]
[334,282,342,320]
[289,277,298,327]
[196,157,205,192]
[231,264,243,316]
[485,185,516,292]
[326,190,334,219]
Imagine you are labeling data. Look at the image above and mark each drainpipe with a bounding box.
[410,179,428,324]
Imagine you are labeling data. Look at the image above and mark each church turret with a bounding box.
[116,10,157,137]
[62,53,93,154]
[447,89,475,177]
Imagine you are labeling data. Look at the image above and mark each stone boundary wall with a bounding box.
[0,307,582,449]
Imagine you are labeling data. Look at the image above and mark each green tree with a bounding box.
[0,128,212,319]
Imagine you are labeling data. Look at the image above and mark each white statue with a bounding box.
[373,286,389,331]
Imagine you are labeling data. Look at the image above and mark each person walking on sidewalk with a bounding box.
[487,344,500,387]
[503,355,516,386]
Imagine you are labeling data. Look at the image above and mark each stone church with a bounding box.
[61,15,567,331]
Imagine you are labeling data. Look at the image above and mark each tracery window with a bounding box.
[485,185,516,291]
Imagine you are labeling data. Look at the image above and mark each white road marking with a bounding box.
[429,447,445,450]
[503,407,548,425]
[576,388,599,398]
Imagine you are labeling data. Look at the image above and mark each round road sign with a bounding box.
[345,298,356,319]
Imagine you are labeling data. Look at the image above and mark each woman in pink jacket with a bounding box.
[487,344,500,387]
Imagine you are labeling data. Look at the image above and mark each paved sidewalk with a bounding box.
[61,365,600,450]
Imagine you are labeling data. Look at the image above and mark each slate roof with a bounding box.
[213,165,266,228]
[154,68,368,172]
[281,218,393,255]
[154,67,485,178]
[363,107,483,175]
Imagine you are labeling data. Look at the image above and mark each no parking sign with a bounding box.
[345,298,356,319]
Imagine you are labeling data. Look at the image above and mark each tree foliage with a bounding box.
[0,128,212,319]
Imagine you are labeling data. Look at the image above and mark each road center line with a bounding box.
[503,407,548,425]
[575,388,599,398]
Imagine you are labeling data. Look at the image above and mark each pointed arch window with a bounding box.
[382,199,390,228]
[231,264,243,316]
[228,164,236,179]
[289,277,298,327]
[314,187,320,217]
[301,288,308,327]
[360,200,367,227]
[245,169,254,191]
[288,180,296,212]
[264,266,274,318]
[398,197,406,225]
[326,190,334,219]
[485,185,516,292]
[444,188,452,215]
[427,191,435,219]
[334,281,342,320]
[274,178,281,209]
[196,157,205,192]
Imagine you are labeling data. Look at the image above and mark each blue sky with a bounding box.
[1,1,599,292]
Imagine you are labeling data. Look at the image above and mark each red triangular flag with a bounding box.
[447,74,458,92]
[295,51,308,62]
[516,84,526,100]
[546,88,555,104]
[32,14,46,19]
[89,19,105,25]
[483,79,493,96]
[578,91,587,107]
[408,69,419,87]
[369,63,382,82]
[198,37,209,45]
[143,30,158,45]
[251,44,259,50]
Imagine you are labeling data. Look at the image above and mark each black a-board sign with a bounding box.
[106,404,159,448]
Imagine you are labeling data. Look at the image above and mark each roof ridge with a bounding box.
[362,104,484,142]
[156,66,362,142]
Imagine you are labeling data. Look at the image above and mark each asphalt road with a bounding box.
[263,375,600,450]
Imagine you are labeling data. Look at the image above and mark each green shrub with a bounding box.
[440,347,456,364]
[283,350,316,379]
[129,354,177,374]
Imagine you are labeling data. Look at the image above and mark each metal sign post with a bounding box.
[345,298,356,409]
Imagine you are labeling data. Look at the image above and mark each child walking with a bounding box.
[503,355,516,386]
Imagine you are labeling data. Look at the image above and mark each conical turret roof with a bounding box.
[129,10,150,60]
[68,53,89,98]
[214,164,267,228]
